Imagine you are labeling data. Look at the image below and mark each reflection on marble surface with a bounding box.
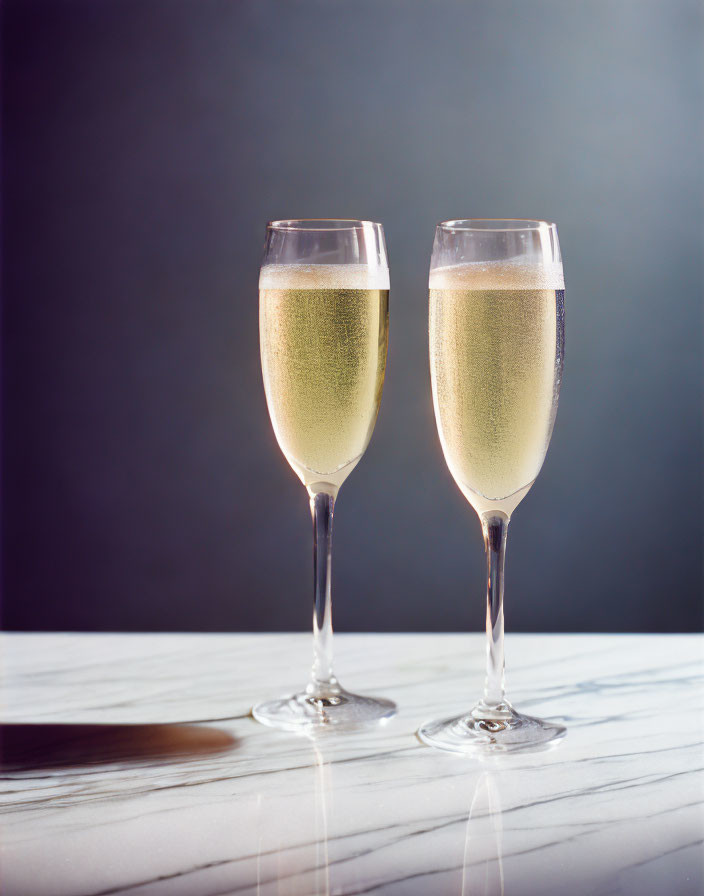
[462,773,504,896]
[0,633,702,895]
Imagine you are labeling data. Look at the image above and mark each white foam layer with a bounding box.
[429,260,564,291]
[260,263,390,291]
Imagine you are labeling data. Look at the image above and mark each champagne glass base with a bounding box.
[252,687,396,732]
[417,701,565,754]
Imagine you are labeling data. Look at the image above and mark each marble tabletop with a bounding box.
[0,633,702,895]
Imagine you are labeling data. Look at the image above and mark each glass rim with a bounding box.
[267,218,383,232]
[437,218,557,232]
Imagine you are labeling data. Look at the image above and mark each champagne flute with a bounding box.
[419,219,566,752]
[253,220,396,731]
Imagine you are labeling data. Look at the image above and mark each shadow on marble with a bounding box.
[0,722,238,770]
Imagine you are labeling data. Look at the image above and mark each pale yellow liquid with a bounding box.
[429,262,564,513]
[260,264,389,490]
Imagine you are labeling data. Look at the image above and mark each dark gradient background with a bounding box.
[2,0,702,632]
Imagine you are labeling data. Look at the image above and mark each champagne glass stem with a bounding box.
[309,491,339,698]
[481,513,509,709]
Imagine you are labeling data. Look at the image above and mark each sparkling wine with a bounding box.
[260,264,389,490]
[429,261,564,513]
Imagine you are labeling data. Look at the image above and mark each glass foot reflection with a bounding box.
[418,700,565,754]
[252,687,396,732]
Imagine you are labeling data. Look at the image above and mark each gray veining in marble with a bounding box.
[0,633,702,895]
